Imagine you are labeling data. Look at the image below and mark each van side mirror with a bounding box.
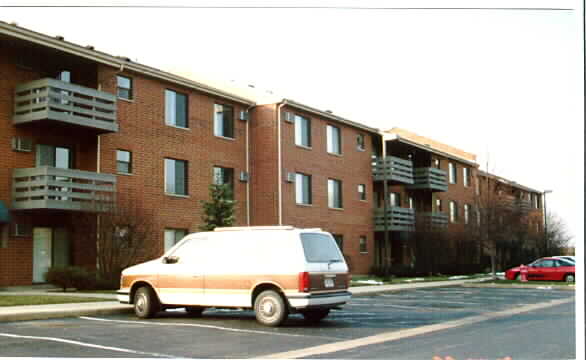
[163,256,179,264]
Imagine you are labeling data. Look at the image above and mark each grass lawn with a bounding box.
[350,273,488,286]
[0,295,111,307]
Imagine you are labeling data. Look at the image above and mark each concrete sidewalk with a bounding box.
[0,277,492,322]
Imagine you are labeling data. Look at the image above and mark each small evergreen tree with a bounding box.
[200,183,236,231]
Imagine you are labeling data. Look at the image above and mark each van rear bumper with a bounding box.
[287,291,351,309]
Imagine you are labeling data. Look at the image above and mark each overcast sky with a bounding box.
[2,0,583,246]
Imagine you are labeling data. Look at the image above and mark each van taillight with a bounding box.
[298,272,310,292]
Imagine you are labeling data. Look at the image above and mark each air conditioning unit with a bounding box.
[12,137,33,152]
[283,111,294,123]
[286,172,296,183]
[239,110,249,121]
[239,171,249,182]
[12,224,32,237]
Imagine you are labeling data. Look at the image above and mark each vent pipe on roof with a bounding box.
[55,35,64,40]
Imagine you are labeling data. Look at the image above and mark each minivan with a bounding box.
[117,226,351,326]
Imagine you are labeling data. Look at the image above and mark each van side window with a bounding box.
[168,237,207,262]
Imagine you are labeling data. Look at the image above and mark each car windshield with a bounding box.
[557,258,574,266]
[300,233,343,263]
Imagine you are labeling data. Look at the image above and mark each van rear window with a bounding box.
[300,233,343,263]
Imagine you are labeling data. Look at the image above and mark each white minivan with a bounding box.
[117,226,351,326]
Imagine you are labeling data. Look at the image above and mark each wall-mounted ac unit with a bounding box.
[239,171,249,182]
[12,224,32,237]
[286,172,296,183]
[239,110,249,121]
[283,111,294,123]
[12,137,33,152]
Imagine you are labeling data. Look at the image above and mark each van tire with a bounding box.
[134,286,159,319]
[254,290,288,326]
[185,306,205,316]
[301,309,330,323]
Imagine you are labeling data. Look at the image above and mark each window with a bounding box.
[164,228,188,252]
[165,89,188,128]
[448,162,457,184]
[356,133,365,151]
[114,225,131,248]
[433,158,441,169]
[327,125,342,155]
[213,166,234,199]
[463,167,470,187]
[301,233,344,262]
[449,201,458,223]
[328,179,343,209]
[408,196,414,209]
[116,150,132,174]
[214,103,234,138]
[294,114,311,147]
[435,199,443,212]
[295,173,312,205]
[117,75,133,100]
[165,158,188,195]
[533,194,540,209]
[358,184,366,201]
[359,236,368,253]
[464,204,471,224]
[390,192,401,207]
[332,234,344,252]
[37,144,72,169]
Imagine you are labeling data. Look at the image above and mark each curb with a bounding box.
[461,283,576,291]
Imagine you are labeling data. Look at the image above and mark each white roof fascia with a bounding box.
[383,134,478,167]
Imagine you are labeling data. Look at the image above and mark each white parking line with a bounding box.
[262,297,574,359]
[79,316,325,339]
[0,332,176,358]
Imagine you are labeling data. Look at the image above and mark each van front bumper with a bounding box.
[117,290,130,304]
[287,291,351,310]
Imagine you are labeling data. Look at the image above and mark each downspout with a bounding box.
[276,101,286,225]
[245,104,254,226]
[382,137,389,267]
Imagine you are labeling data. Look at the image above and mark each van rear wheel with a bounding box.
[254,290,288,326]
[134,286,160,319]
[301,309,330,323]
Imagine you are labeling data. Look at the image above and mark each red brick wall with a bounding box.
[251,104,376,274]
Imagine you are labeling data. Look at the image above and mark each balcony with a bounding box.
[407,167,448,192]
[12,166,116,212]
[372,156,414,184]
[13,78,118,133]
[416,212,449,230]
[374,207,415,232]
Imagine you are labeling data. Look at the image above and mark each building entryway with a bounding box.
[32,227,70,283]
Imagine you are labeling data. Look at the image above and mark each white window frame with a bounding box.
[327,124,342,155]
[449,200,458,223]
[328,178,343,209]
[449,162,457,184]
[295,173,312,205]
[294,114,311,147]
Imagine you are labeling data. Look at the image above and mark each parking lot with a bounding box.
[0,286,575,358]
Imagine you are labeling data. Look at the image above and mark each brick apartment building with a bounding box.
[0,22,545,286]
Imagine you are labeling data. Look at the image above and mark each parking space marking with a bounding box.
[262,296,574,359]
[0,332,176,358]
[79,316,330,339]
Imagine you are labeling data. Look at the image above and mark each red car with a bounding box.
[505,257,575,282]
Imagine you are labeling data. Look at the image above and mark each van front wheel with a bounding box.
[134,286,159,319]
[254,290,288,326]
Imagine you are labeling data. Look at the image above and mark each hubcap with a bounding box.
[136,294,146,313]
[261,299,276,317]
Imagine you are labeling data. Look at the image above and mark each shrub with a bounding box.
[45,266,90,292]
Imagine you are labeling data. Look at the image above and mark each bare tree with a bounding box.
[75,196,158,284]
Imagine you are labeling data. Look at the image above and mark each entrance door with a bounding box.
[33,227,52,283]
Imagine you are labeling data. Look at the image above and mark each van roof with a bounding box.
[213,226,323,232]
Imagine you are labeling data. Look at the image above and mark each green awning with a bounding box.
[0,201,10,224]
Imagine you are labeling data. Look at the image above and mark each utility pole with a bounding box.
[542,190,552,255]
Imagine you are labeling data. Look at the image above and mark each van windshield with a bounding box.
[300,233,343,263]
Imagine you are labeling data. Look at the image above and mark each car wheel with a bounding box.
[515,273,522,281]
[301,309,330,323]
[185,306,205,317]
[254,290,288,326]
[134,286,160,319]
[565,274,575,283]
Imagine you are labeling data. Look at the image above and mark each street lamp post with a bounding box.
[542,190,552,255]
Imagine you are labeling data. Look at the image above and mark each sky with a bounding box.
[1,0,583,247]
